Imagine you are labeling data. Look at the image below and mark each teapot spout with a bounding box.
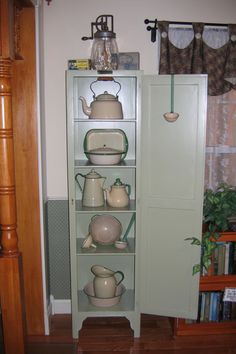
[79,96,91,117]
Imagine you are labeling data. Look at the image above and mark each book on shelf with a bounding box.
[202,241,236,276]
[222,301,232,321]
[204,292,211,322]
[217,243,226,275]
[196,291,236,323]
[199,292,205,322]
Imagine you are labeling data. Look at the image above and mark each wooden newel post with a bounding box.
[0,1,27,352]
[0,58,25,354]
[0,58,19,255]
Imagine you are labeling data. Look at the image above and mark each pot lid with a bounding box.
[95,91,117,101]
[85,168,103,179]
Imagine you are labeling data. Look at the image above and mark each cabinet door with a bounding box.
[140,75,207,319]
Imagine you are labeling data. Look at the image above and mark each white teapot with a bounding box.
[105,178,131,208]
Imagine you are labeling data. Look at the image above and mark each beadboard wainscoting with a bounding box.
[46,199,71,313]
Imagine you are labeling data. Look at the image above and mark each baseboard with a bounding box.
[50,295,71,314]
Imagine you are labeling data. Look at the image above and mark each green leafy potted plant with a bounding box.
[186,183,236,275]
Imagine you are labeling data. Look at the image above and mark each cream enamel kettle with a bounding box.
[79,78,123,119]
[105,178,131,208]
[75,169,106,207]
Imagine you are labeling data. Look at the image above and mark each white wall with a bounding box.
[42,0,236,198]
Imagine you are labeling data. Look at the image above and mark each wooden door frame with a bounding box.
[0,0,45,352]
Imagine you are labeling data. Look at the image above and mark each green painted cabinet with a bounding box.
[66,71,207,338]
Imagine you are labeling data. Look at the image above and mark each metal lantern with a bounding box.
[82,15,119,72]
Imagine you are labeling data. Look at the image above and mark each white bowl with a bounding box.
[83,281,126,307]
[114,241,128,249]
[84,129,128,165]
[89,215,122,245]
[84,129,128,152]
[86,147,124,165]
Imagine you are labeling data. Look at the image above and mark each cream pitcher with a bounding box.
[105,178,131,208]
[75,169,106,207]
[91,265,124,298]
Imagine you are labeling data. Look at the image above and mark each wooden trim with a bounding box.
[0,57,18,255]
[0,1,46,352]
[12,6,45,335]
[200,274,236,291]
[15,0,34,7]
[0,255,26,354]
[0,3,26,353]
[0,0,45,336]
[174,318,236,336]
[0,0,12,57]
[217,232,236,242]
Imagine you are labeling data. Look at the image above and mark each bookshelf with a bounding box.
[174,232,236,336]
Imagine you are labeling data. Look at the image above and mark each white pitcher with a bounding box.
[91,265,124,298]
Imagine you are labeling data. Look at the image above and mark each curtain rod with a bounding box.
[144,19,229,42]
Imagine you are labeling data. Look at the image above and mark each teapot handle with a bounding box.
[90,78,121,98]
[75,173,85,192]
[114,270,124,286]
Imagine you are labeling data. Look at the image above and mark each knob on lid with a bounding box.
[86,168,102,179]
[113,178,123,186]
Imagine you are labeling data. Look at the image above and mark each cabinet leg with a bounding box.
[126,313,140,337]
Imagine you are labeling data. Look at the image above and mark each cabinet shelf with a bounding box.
[200,275,236,291]
[76,238,135,255]
[216,232,236,242]
[74,159,136,168]
[75,200,136,213]
[75,118,137,122]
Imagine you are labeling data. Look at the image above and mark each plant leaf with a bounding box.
[185,237,201,245]
[192,264,201,275]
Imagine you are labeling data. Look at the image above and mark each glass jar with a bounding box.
[91,30,119,71]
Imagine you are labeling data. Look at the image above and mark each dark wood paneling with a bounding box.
[12,6,45,335]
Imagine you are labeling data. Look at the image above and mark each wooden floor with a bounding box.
[26,314,236,354]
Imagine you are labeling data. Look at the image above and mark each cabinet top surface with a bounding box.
[66,70,143,78]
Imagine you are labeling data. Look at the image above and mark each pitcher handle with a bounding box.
[114,270,124,286]
[75,173,85,192]
[125,184,131,196]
